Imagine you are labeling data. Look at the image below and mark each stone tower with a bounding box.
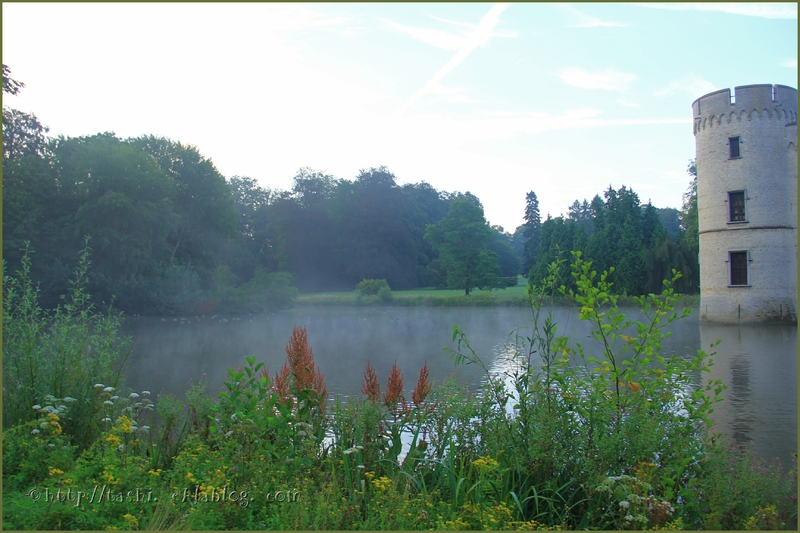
[692,84,797,322]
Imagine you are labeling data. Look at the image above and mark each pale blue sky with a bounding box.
[3,3,797,231]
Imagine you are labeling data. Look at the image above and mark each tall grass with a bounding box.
[3,243,131,450]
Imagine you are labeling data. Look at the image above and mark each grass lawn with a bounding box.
[294,278,700,308]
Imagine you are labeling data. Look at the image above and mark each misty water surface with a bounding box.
[121,306,796,466]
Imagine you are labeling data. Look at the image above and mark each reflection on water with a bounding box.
[121,306,797,466]
[700,323,797,466]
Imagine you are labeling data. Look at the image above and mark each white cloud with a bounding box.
[559,68,637,91]
[559,4,627,27]
[617,100,641,107]
[781,58,798,68]
[396,3,512,115]
[634,3,797,19]
[653,75,716,97]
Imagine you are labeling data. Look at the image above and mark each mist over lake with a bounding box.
[122,306,796,466]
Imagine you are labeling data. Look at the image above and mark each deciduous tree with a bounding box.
[424,199,503,296]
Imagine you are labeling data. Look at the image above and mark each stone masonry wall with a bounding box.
[693,84,798,323]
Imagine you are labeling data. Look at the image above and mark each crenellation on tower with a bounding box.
[693,84,797,135]
[693,83,798,323]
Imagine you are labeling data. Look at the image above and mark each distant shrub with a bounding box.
[355,279,392,303]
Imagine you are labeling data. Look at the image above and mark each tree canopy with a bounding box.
[424,200,503,296]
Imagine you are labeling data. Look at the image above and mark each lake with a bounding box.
[121,305,797,466]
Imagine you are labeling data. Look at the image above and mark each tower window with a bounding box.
[729,136,741,158]
[728,191,746,222]
[729,251,748,286]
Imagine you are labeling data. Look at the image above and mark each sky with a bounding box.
[2,3,797,232]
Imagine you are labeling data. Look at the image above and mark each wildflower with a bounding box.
[384,361,404,409]
[117,444,125,452]
[225,431,233,439]
[103,386,114,393]
[142,390,151,396]
[129,392,140,399]
[123,514,138,528]
[104,400,113,406]
[49,467,64,477]
[31,429,40,435]
[139,425,150,432]
[619,500,630,509]
[412,361,432,406]
[48,443,55,448]
[361,360,382,401]
[32,405,42,411]
[472,456,500,472]
[102,417,112,423]
[63,397,77,403]
[110,395,120,401]
[94,383,105,389]
[285,325,327,407]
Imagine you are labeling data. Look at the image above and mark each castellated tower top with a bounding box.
[692,84,797,135]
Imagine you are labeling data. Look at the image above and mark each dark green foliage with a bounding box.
[681,159,699,249]
[56,134,176,279]
[424,200,504,296]
[212,266,297,314]
[527,216,586,291]
[130,135,238,273]
[487,225,523,278]
[656,207,682,240]
[520,191,542,272]
[531,184,699,296]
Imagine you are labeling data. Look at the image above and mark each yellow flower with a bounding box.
[123,514,139,528]
[117,416,134,434]
[471,456,500,472]
[185,472,197,484]
[48,467,64,477]
[45,414,63,435]
[147,469,162,477]
[371,476,393,491]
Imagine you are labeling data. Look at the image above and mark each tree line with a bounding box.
[2,65,698,314]
[518,166,699,295]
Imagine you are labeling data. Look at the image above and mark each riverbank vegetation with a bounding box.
[4,65,700,317]
[297,278,700,309]
[3,251,795,530]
